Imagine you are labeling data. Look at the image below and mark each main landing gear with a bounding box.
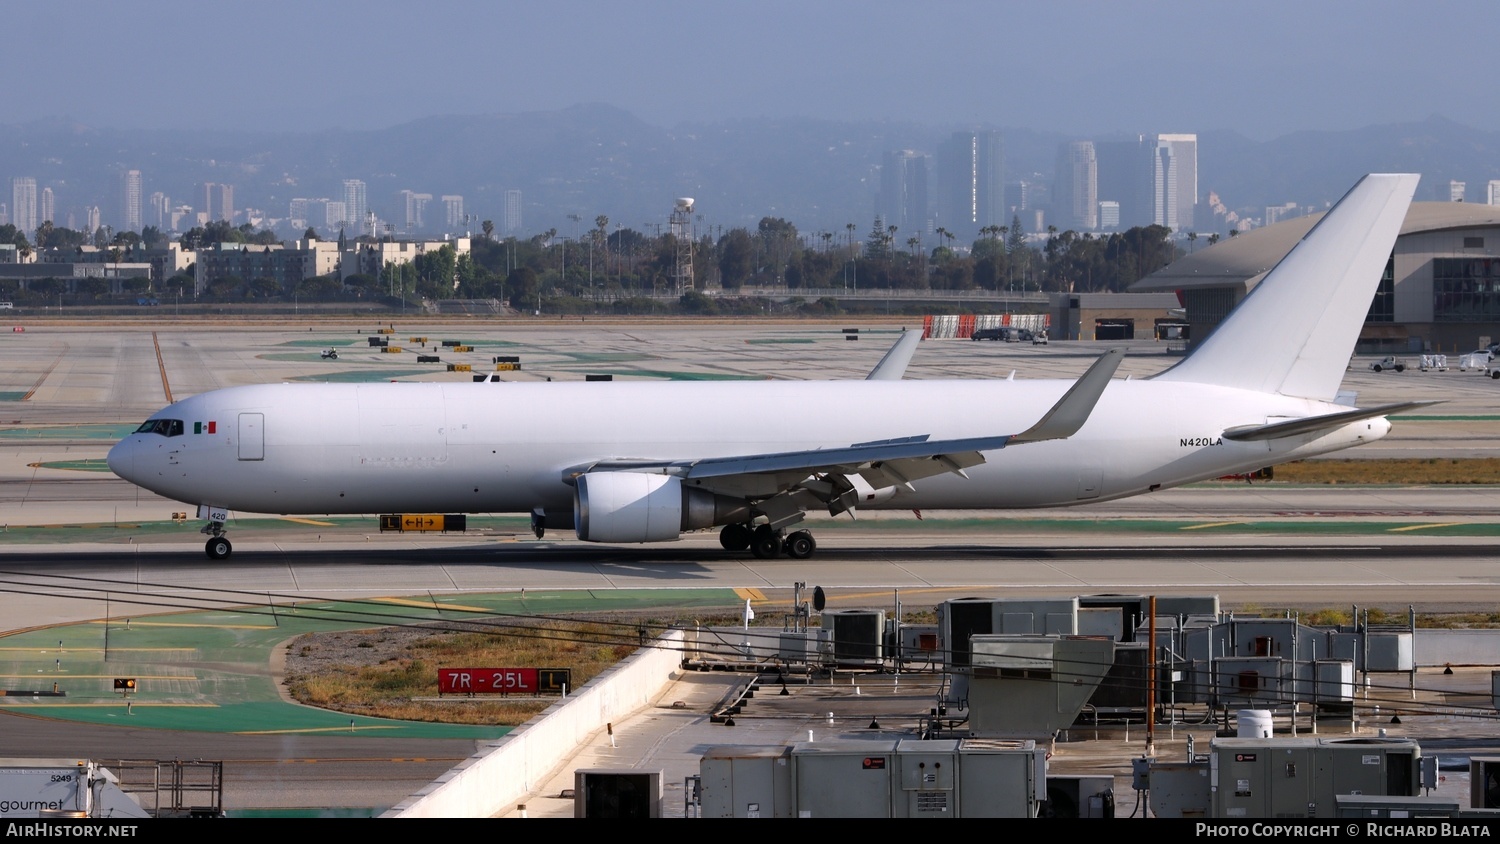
[719,523,817,559]
[202,520,232,560]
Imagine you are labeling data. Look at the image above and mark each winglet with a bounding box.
[1008,349,1124,444]
[866,330,923,381]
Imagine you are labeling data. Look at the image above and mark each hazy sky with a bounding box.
[7,1,1497,140]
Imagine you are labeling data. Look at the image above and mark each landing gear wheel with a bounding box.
[205,536,232,560]
[751,526,783,559]
[720,523,752,552]
[784,530,816,559]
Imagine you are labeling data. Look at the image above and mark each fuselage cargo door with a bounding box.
[238,412,264,461]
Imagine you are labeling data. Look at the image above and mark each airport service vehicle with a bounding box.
[321,348,339,360]
[1370,355,1406,373]
[109,174,1426,561]
[1460,350,1493,371]
[1032,331,1048,345]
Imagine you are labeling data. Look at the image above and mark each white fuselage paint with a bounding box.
[107,378,1387,518]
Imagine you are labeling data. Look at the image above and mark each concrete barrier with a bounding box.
[385,628,686,818]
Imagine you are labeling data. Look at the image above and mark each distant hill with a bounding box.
[0,107,1496,237]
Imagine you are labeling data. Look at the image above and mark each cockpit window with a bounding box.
[134,419,184,437]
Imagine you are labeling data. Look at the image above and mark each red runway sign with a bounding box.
[439,668,573,695]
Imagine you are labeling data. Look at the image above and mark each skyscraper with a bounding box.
[1152,134,1198,231]
[503,190,523,234]
[343,180,367,234]
[149,192,170,230]
[397,190,432,232]
[201,182,235,223]
[1489,181,1500,206]
[1053,141,1098,231]
[1095,138,1153,229]
[11,178,37,236]
[1449,181,1467,202]
[879,150,930,235]
[39,188,54,228]
[121,170,142,232]
[937,131,1003,240]
[442,195,464,229]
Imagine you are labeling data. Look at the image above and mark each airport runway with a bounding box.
[3,319,1500,814]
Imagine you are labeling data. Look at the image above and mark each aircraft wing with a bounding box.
[573,349,1124,509]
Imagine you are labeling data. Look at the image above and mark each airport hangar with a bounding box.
[1132,201,1500,354]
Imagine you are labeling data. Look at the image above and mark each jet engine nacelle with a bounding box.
[574,472,750,543]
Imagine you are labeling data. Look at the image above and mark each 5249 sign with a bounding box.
[438,667,572,695]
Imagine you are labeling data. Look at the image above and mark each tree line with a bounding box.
[0,212,1183,309]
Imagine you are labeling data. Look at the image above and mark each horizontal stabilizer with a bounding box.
[1222,400,1439,442]
[1008,349,1123,444]
[865,330,923,381]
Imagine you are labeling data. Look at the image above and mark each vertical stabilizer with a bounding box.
[1154,173,1418,401]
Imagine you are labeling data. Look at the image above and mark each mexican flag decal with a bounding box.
[194,421,217,435]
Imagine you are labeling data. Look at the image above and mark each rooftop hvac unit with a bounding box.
[1366,631,1415,672]
[1082,641,1151,712]
[573,769,662,818]
[941,599,995,668]
[1472,757,1500,809]
[1043,775,1115,818]
[825,610,884,664]
[778,630,831,664]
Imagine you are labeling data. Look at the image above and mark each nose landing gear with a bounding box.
[201,516,232,559]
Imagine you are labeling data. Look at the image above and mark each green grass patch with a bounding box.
[277,339,360,347]
[0,391,26,402]
[0,588,742,732]
[29,459,111,472]
[745,338,817,344]
[0,424,136,440]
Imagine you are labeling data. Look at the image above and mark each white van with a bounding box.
[0,302,12,310]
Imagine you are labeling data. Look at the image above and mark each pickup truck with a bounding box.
[1370,356,1406,373]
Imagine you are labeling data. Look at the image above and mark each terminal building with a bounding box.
[1132,202,1500,353]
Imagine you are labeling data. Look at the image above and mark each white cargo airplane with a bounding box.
[110,174,1425,561]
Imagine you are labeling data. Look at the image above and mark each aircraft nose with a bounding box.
[106,438,135,482]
